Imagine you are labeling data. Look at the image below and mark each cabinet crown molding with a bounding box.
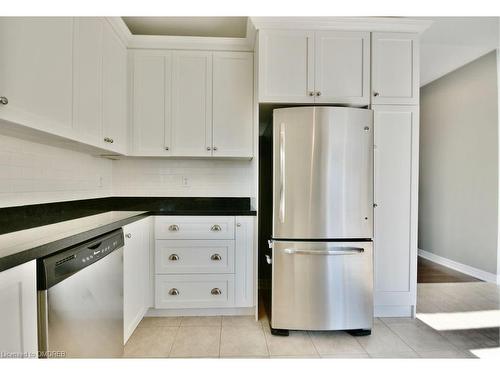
[250,17,433,34]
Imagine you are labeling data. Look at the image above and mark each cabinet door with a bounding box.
[0,17,74,137]
[373,106,419,317]
[314,31,370,105]
[0,261,38,357]
[234,217,255,307]
[372,33,419,105]
[102,21,127,154]
[132,51,172,156]
[258,30,314,103]
[213,52,254,158]
[73,17,103,146]
[171,51,212,157]
[123,218,151,344]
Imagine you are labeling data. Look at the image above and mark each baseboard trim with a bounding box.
[145,306,255,317]
[418,249,499,284]
[374,305,413,318]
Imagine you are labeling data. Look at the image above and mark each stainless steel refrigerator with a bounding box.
[269,106,373,335]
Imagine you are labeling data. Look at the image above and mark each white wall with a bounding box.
[419,51,499,274]
[0,134,112,208]
[112,158,255,197]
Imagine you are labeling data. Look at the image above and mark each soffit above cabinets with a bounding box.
[122,17,248,38]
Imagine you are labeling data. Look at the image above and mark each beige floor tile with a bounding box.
[439,329,498,350]
[369,351,419,358]
[222,315,262,327]
[124,326,178,358]
[309,331,367,355]
[220,325,269,357]
[417,349,476,358]
[263,325,318,357]
[139,316,182,328]
[180,316,222,327]
[356,320,415,355]
[320,353,370,358]
[270,354,320,358]
[170,326,221,358]
[386,322,457,352]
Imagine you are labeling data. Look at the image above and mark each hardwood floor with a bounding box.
[417,256,482,283]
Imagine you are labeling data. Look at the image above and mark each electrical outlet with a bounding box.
[181,176,189,187]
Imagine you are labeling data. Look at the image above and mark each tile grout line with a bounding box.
[218,316,222,358]
[261,321,272,357]
[167,322,182,358]
[306,331,321,357]
[376,319,423,357]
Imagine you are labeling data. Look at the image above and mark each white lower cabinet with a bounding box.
[373,105,419,317]
[123,218,151,344]
[153,216,255,313]
[0,261,38,357]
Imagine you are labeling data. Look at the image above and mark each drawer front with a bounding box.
[155,240,234,274]
[155,274,235,308]
[155,216,235,240]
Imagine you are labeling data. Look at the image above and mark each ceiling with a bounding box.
[122,17,248,37]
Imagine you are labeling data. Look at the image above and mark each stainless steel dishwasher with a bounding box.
[37,229,124,358]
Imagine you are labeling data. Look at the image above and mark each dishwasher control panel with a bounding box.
[37,229,124,290]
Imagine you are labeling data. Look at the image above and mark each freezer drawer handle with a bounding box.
[283,247,365,255]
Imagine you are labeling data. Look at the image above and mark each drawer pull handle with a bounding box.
[210,253,222,261]
[168,224,179,232]
[210,224,222,232]
[168,254,179,261]
[168,288,179,296]
[211,288,222,296]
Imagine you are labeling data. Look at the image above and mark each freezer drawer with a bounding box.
[271,241,373,331]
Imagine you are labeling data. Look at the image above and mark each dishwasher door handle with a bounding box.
[283,247,364,256]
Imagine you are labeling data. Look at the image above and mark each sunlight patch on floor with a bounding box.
[469,347,500,358]
[416,310,500,330]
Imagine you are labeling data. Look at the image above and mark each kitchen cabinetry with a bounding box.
[0,260,38,357]
[258,30,370,105]
[123,218,151,343]
[131,50,254,158]
[372,33,419,105]
[0,17,74,138]
[373,106,419,317]
[153,216,255,312]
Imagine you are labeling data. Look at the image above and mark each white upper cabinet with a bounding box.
[131,51,171,156]
[258,30,370,105]
[171,51,213,157]
[0,17,74,137]
[314,31,370,105]
[212,52,254,158]
[73,18,103,146]
[102,21,127,154]
[372,33,419,105]
[258,30,314,103]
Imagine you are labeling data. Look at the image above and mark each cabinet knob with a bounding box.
[168,288,179,296]
[308,91,314,97]
[210,224,222,232]
[213,146,218,151]
[210,253,222,261]
[169,254,179,261]
[207,146,211,151]
[104,137,114,144]
[165,146,169,151]
[236,223,241,227]
[168,224,179,232]
[315,91,321,96]
[0,96,8,105]
[125,233,132,239]
[373,92,380,97]
[373,203,378,208]
[211,288,222,296]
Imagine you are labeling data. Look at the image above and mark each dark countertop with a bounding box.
[0,197,256,272]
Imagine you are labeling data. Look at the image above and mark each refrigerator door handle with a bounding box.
[283,247,365,256]
[279,123,286,223]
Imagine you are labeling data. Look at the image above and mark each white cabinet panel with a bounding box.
[155,240,235,274]
[123,218,151,343]
[372,33,419,105]
[131,52,171,156]
[102,21,127,154]
[155,216,235,240]
[234,217,255,307]
[213,52,254,157]
[155,274,235,309]
[73,17,103,146]
[0,17,74,137]
[0,261,38,357]
[373,106,419,316]
[258,30,314,103]
[314,31,370,105]
[171,51,212,156]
